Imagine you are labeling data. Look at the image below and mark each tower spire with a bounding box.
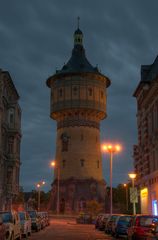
[77,16,80,29]
[74,17,83,46]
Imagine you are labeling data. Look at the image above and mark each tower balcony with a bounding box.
[51,99,106,120]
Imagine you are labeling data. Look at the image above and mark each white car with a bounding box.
[18,212,31,238]
[0,211,21,240]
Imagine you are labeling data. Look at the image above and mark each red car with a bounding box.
[0,217,6,240]
[127,215,158,240]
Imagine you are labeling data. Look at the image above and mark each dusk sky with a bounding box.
[1,0,158,191]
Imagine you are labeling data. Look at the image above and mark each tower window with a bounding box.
[101,91,104,99]
[59,88,63,97]
[62,160,66,168]
[81,134,84,141]
[88,88,93,96]
[97,160,99,168]
[80,159,85,167]
[73,87,77,95]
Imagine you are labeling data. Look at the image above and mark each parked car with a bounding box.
[98,214,110,231]
[42,212,49,226]
[127,215,158,240]
[37,212,46,229]
[0,211,21,240]
[146,222,158,239]
[0,216,6,240]
[105,214,120,234]
[114,215,133,238]
[111,215,123,236]
[18,212,31,238]
[28,211,41,232]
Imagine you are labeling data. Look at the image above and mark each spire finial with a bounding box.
[77,16,80,29]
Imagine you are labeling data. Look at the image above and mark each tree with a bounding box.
[86,200,103,216]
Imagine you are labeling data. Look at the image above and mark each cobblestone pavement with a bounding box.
[29,217,113,240]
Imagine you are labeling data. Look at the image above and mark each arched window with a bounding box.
[80,159,85,167]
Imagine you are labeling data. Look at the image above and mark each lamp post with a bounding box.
[102,144,121,215]
[128,173,137,215]
[123,183,128,212]
[51,161,60,215]
[36,181,45,211]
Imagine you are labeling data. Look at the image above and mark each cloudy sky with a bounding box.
[1,0,158,191]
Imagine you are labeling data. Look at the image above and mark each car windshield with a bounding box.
[119,216,132,222]
[139,217,158,227]
[28,211,36,218]
[0,213,12,223]
[19,212,25,221]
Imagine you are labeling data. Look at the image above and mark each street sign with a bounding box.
[130,187,138,203]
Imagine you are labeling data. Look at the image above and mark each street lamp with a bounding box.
[128,173,137,215]
[36,181,45,211]
[102,144,121,215]
[123,183,128,212]
[50,160,60,215]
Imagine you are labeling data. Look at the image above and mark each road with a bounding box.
[29,216,113,240]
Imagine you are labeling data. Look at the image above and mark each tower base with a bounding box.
[48,178,106,214]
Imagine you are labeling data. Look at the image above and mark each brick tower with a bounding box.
[46,25,111,213]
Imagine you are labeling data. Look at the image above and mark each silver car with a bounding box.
[18,212,31,238]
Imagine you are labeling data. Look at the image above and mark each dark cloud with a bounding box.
[0,0,158,191]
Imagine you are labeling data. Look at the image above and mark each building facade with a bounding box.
[46,27,111,213]
[0,70,21,210]
[133,56,158,215]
